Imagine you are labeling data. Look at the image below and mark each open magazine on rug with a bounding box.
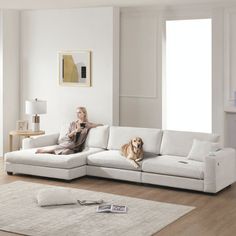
[96,204,128,213]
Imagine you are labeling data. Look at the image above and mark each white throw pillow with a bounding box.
[187,139,220,162]
[36,188,77,206]
[58,123,70,143]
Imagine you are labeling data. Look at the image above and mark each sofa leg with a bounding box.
[7,172,13,175]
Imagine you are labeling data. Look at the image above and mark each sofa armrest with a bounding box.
[22,133,60,149]
[204,148,236,193]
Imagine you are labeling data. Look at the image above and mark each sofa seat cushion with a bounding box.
[142,155,204,179]
[5,147,103,169]
[87,150,142,171]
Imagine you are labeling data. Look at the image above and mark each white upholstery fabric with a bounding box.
[59,124,109,149]
[5,163,86,180]
[85,125,109,149]
[204,148,236,193]
[187,139,220,162]
[5,148,103,169]
[87,166,142,182]
[58,123,70,143]
[22,133,60,149]
[142,155,204,179]
[108,126,163,154]
[87,150,142,171]
[160,130,220,157]
[142,173,204,191]
[37,188,77,206]
[5,125,235,193]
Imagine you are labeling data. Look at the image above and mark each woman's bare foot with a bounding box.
[35,148,43,154]
[35,148,54,154]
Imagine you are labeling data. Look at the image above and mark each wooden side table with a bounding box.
[9,130,45,152]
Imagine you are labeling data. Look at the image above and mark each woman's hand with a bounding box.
[76,127,81,132]
[68,129,80,139]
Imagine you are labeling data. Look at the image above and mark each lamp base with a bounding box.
[32,123,40,132]
[32,115,40,132]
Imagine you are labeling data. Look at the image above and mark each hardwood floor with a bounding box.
[0,158,236,236]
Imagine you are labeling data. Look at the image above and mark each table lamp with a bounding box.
[25,98,47,132]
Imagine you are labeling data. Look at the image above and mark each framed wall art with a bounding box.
[16,120,28,131]
[59,50,91,87]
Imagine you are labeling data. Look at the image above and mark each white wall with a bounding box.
[120,10,162,128]
[1,4,235,154]
[20,7,119,134]
[224,7,236,148]
[0,10,20,155]
[120,6,225,143]
[0,11,3,156]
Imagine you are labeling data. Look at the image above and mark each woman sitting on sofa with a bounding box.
[36,107,101,155]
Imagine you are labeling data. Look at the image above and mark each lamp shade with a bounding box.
[25,99,47,115]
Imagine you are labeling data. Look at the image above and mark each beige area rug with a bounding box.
[0,181,195,236]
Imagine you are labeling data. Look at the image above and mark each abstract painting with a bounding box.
[59,51,91,86]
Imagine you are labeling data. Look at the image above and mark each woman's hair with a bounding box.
[77,107,88,122]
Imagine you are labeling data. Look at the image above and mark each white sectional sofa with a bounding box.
[4,125,236,193]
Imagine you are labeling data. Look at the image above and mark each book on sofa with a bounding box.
[96,204,128,213]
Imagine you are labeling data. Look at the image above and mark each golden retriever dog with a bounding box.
[121,137,144,168]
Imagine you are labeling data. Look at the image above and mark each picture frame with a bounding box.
[16,120,28,131]
[59,50,91,87]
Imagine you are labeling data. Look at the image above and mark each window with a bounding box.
[164,19,212,133]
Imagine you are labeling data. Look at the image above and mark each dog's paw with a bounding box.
[133,162,140,168]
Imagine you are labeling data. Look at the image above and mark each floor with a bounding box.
[0,158,236,236]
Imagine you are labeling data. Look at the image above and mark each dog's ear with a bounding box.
[129,140,133,147]
[141,139,144,146]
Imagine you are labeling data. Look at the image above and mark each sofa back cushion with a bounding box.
[160,130,220,157]
[59,123,109,149]
[85,125,109,149]
[107,126,163,154]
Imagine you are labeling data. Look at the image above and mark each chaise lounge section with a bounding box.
[4,125,236,193]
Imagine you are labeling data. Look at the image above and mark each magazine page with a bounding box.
[97,204,128,213]
[97,205,112,213]
[111,205,127,213]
